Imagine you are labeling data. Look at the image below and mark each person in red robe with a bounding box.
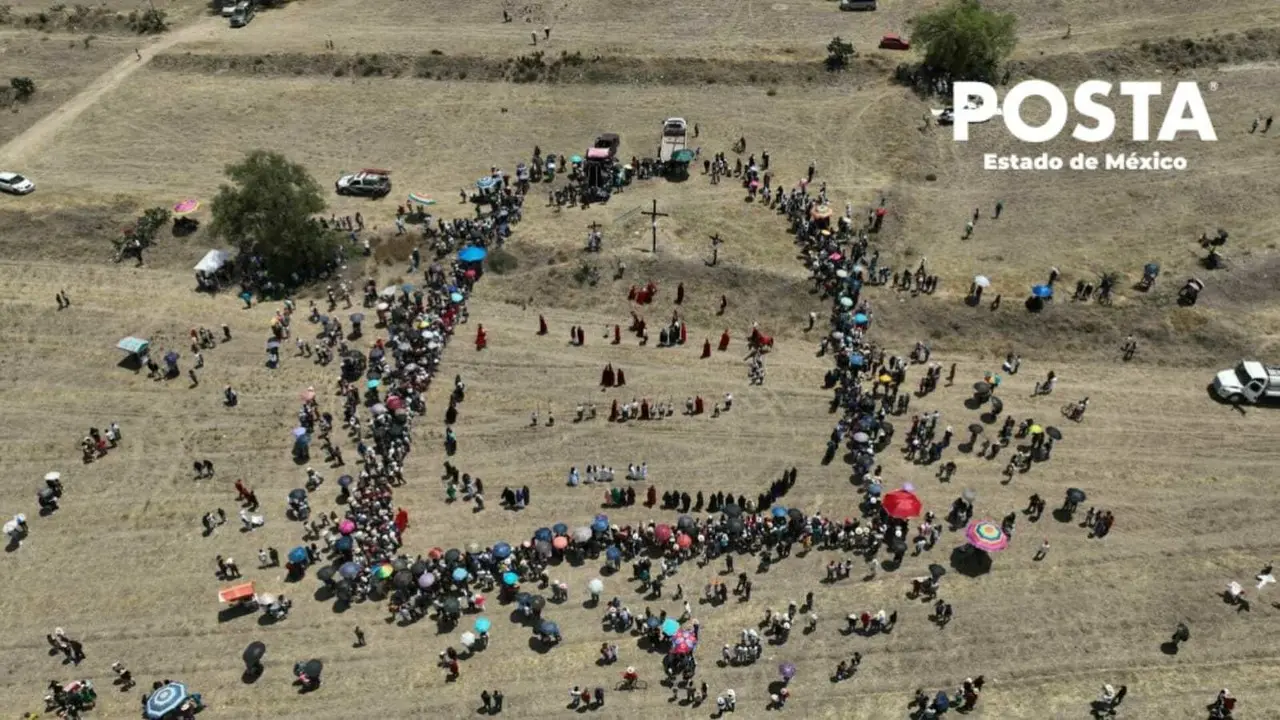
[601,363,614,387]
[613,325,621,345]
[640,399,650,420]
[538,315,548,335]
[616,368,626,386]
[576,326,585,346]
[608,399,619,422]
[694,395,704,414]
[676,282,684,305]
[679,323,688,345]
[475,324,487,351]
[394,508,409,533]
[701,339,711,358]
[719,330,730,352]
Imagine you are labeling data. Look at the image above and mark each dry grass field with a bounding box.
[2,0,1280,717]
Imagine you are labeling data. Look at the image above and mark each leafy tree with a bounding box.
[10,77,36,101]
[825,37,855,71]
[911,0,1016,81]
[209,151,335,285]
[129,6,167,34]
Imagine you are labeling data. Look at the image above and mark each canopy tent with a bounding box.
[671,149,695,164]
[117,337,150,355]
[194,249,231,274]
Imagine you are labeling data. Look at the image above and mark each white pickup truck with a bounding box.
[1212,360,1280,404]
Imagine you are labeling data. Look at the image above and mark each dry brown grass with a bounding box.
[2,1,1280,718]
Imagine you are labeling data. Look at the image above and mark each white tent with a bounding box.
[194,249,231,274]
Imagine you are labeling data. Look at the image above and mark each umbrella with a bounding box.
[349,313,365,324]
[442,597,462,615]
[966,520,1009,552]
[967,423,984,435]
[591,518,609,533]
[243,641,266,668]
[1031,284,1053,298]
[338,519,355,534]
[288,488,307,502]
[428,547,444,559]
[605,546,622,562]
[493,542,512,559]
[1066,488,1087,503]
[418,572,435,589]
[537,620,560,637]
[444,548,461,564]
[961,488,977,501]
[973,274,991,288]
[990,396,1005,414]
[164,351,179,365]
[570,155,584,163]
[849,353,865,367]
[588,578,604,594]
[338,562,362,579]
[393,570,414,588]
[839,296,854,309]
[300,659,322,678]
[291,427,309,441]
[929,563,947,579]
[531,595,547,612]
[460,631,476,647]
[676,533,692,549]
[337,475,353,488]
[654,524,673,543]
[771,506,788,519]
[502,571,519,587]
[401,283,416,293]
[552,536,569,550]
[1046,426,1063,440]
[534,527,553,542]
[677,515,696,532]
[173,199,200,215]
[317,566,335,584]
[670,628,698,655]
[854,313,869,325]
[374,563,393,580]
[646,616,661,629]
[811,205,833,220]
[573,526,593,543]
[144,682,190,719]
[385,396,405,411]
[661,618,680,636]
[851,431,870,444]
[288,547,308,564]
[452,567,470,583]
[299,389,316,403]
[474,616,491,633]
[883,489,923,519]
[450,292,465,304]
[38,487,54,500]
[366,379,381,390]
[370,403,388,415]
[835,269,849,279]
[334,536,353,553]
[722,503,742,518]
[515,592,533,607]
[458,246,488,263]
[1029,424,1044,435]
[408,193,436,205]
[933,691,950,711]
[779,662,797,680]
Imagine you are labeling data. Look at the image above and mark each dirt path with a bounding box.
[0,17,221,168]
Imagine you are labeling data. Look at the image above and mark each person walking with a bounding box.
[354,626,366,647]
[1034,538,1050,561]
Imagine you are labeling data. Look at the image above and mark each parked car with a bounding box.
[839,0,876,9]
[0,172,35,195]
[220,0,238,16]
[229,1,254,27]
[335,169,391,198]
[878,34,910,51]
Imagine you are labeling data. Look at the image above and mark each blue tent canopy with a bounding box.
[117,337,150,355]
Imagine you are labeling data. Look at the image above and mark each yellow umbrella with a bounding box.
[878,374,893,384]
[1029,425,1044,434]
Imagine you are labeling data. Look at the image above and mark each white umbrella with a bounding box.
[44,472,61,482]
[2,520,18,536]
[973,275,991,288]
[588,578,604,594]
[460,631,476,648]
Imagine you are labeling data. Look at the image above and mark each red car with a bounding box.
[878,34,910,51]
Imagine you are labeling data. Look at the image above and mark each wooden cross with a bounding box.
[641,199,668,253]
[709,233,723,265]
[587,221,603,233]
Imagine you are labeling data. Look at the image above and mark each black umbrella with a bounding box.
[441,597,461,615]
[677,515,696,532]
[392,558,410,572]
[444,548,462,564]
[727,517,745,534]
[787,508,805,522]
[967,423,984,435]
[929,564,947,579]
[989,396,1004,414]
[299,659,322,677]
[316,566,335,585]
[243,641,266,668]
[531,595,547,612]
[722,503,742,518]
[392,570,414,588]
[1046,426,1063,440]
[1066,488,1086,503]
[888,537,908,554]
[288,488,307,502]
[514,592,533,607]
[973,381,991,394]
[410,561,429,577]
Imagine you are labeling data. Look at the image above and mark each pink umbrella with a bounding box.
[676,533,692,549]
[385,395,404,411]
[338,519,356,535]
[173,199,200,215]
[654,524,673,543]
[828,252,842,262]
[300,388,316,403]
[965,520,1009,552]
[552,536,568,550]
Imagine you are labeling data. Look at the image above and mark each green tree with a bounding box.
[209,151,335,284]
[911,0,1016,81]
[825,37,855,71]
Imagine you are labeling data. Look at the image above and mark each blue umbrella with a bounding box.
[164,351,179,365]
[591,518,608,533]
[850,353,865,367]
[144,682,189,719]
[458,246,488,263]
[337,474,353,487]
[452,567,470,583]
[339,561,362,579]
[401,283,416,294]
[288,547,308,564]
[552,523,569,536]
[502,571,519,587]
[853,313,869,325]
[334,536,353,553]
[771,506,787,519]
[605,546,622,562]
[366,379,381,390]
[539,620,560,636]
[492,542,512,559]
[288,488,307,501]
[933,692,950,711]
[1031,284,1053,298]
[477,176,497,190]
[474,616,491,633]
[291,427,308,439]
[645,616,661,628]
[533,528,553,542]
[867,482,882,496]
[450,292,464,304]
[661,618,680,636]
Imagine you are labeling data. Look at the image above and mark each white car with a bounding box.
[0,172,35,195]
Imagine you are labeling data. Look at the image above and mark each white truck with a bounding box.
[659,117,688,163]
[1212,360,1280,404]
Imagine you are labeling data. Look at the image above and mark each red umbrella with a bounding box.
[882,489,923,519]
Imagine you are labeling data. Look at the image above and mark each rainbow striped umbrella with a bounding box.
[965,520,1008,552]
